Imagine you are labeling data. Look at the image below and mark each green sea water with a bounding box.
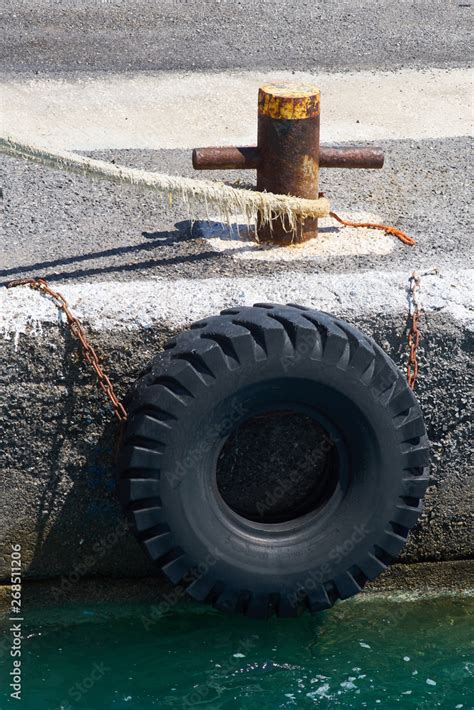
[0,594,472,709]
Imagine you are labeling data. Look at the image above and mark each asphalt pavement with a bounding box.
[1,0,470,74]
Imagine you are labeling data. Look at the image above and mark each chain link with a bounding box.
[406,269,438,390]
[7,272,429,412]
[407,271,421,389]
[6,277,128,422]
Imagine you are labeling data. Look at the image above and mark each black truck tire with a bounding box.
[117,304,430,618]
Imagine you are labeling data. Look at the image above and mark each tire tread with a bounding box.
[117,303,429,618]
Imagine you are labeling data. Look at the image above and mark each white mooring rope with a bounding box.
[0,136,330,233]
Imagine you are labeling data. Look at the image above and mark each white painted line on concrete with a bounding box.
[1,270,472,344]
[0,68,471,150]
[201,212,394,260]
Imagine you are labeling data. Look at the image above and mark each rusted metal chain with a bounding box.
[407,271,421,389]
[6,277,128,422]
[6,271,427,414]
[329,211,415,246]
[406,269,439,389]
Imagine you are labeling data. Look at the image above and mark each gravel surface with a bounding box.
[1,138,472,284]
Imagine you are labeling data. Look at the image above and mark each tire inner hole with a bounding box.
[216,411,340,524]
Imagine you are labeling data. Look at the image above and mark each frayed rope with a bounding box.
[0,136,414,245]
[0,136,329,233]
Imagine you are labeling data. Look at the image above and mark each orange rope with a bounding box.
[329,211,415,246]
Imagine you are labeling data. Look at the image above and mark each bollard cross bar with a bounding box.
[192,83,384,245]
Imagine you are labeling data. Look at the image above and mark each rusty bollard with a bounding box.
[192,82,384,245]
[256,83,320,243]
